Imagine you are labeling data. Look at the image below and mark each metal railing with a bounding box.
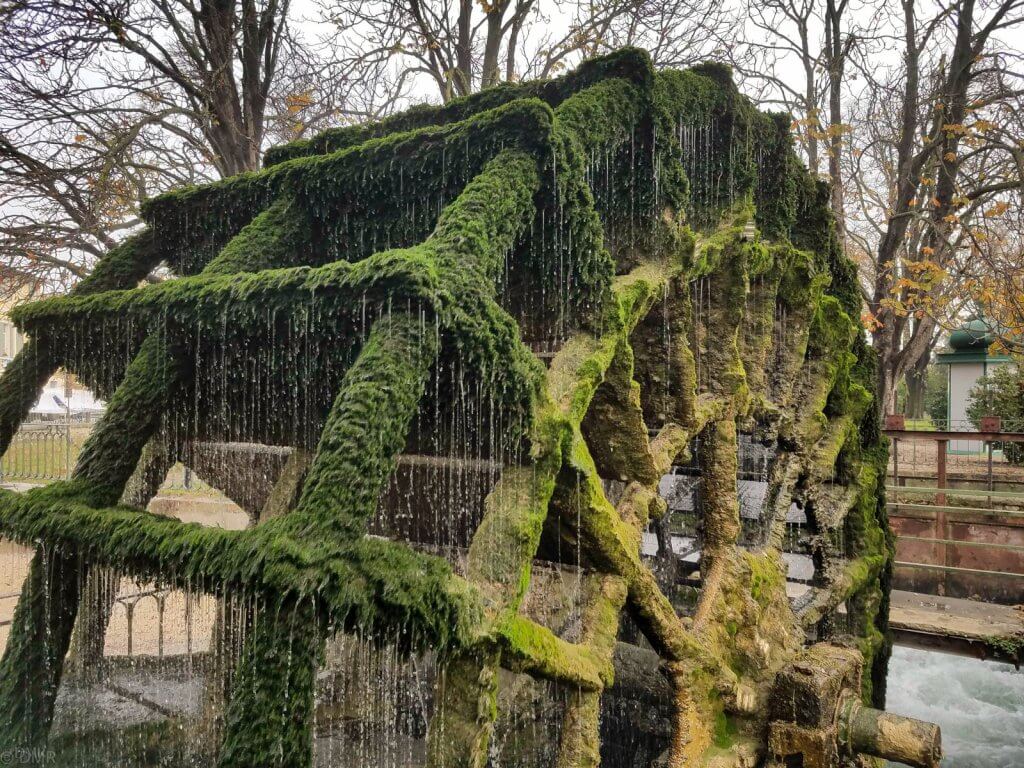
[884,418,1024,602]
[2,578,206,660]
[102,585,202,663]
[1,420,212,493]
[886,484,1024,602]
[885,418,1024,504]
[896,417,1024,432]
[0,422,78,482]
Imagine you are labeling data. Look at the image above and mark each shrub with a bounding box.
[966,364,1024,463]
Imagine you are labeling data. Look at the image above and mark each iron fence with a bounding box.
[884,416,1024,603]
[1,420,211,492]
[886,419,1024,482]
[899,417,1024,431]
[0,421,78,482]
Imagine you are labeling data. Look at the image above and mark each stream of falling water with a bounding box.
[886,646,1024,768]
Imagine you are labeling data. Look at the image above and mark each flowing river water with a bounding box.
[886,646,1024,767]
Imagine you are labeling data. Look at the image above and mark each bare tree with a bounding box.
[0,0,361,293]
[0,84,210,298]
[823,0,857,241]
[846,0,1024,415]
[321,0,734,104]
[735,0,847,174]
[263,38,413,144]
[730,0,867,246]
[0,0,300,176]
[523,0,734,77]
[321,0,535,102]
[959,205,1024,355]
[0,0,737,294]
[739,0,827,172]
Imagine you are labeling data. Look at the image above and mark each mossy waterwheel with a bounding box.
[0,48,927,768]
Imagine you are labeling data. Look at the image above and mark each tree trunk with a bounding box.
[873,325,899,418]
[454,0,475,96]
[802,57,819,175]
[905,358,927,419]
[481,3,508,89]
[825,0,847,242]
[505,7,524,82]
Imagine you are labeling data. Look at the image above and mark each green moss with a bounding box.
[425,649,500,768]
[217,597,322,768]
[144,99,557,276]
[784,296,860,448]
[0,546,81,748]
[467,466,558,608]
[846,461,892,560]
[580,338,659,484]
[808,295,855,359]
[701,227,754,409]
[987,633,1024,659]
[287,313,438,539]
[775,247,828,349]
[853,588,886,703]
[713,708,738,749]
[753,113,806,240]
[264,47,656,166]
[0,45,887,764]
[14,250,442,340]
[740,243,787,404]
[203,194,314,276]
[746,552,785,609]
[792,179,860,319]
[494,614,607,690]
[18,151,545,446]
[652,70,781,231]
[0,484,484,649]
[839,453,894,707]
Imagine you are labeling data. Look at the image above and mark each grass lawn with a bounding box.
[904,417,936,431]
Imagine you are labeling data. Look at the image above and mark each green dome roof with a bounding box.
[949,318,995,350]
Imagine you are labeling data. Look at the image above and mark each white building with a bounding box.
[0,317,25,372]
[935,318,1013,453]
[2,302,103,420]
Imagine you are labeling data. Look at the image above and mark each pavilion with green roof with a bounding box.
[936,317,1013,452]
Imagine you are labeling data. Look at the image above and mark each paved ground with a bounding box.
[0,488,247,657]
[0,537,35,650]
[889,589,1024,649]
